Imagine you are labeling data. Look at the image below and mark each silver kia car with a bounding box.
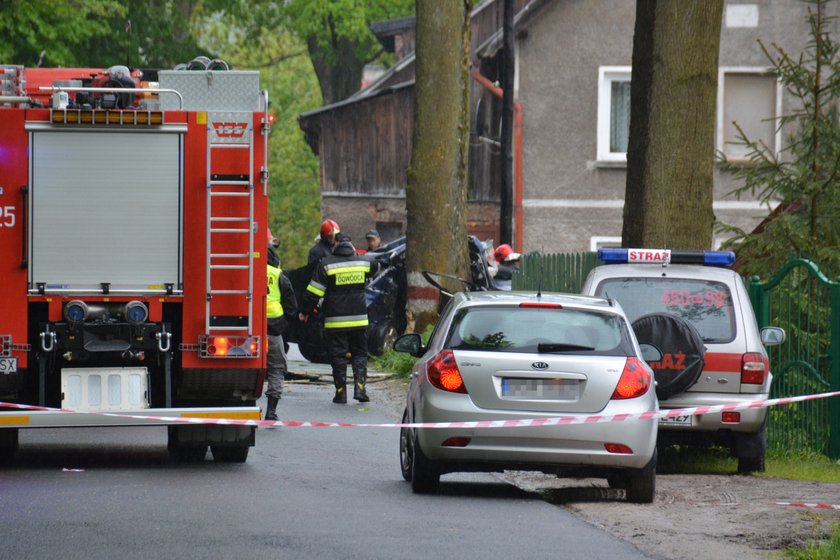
[395,291,661,502]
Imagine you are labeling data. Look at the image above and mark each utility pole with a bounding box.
[499,0,515,245]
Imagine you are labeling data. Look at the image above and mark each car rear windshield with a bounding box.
[446,306,634,355]
[595,278,736,343]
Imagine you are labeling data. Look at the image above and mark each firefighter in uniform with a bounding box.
[265,243,297,420]
[307,219,340,266]
[301,234,377,403]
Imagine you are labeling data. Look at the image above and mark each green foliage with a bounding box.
[0,0,126,66]
[90,0,209,68]
[278,0,414,64]
[717,0,840,278]
[369,324,435,378]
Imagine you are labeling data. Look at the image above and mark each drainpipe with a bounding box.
[470,69,524,254]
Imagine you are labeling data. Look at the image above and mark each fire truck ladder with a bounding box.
[205,113,255,336]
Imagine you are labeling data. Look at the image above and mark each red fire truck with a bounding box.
[0,63,271,462]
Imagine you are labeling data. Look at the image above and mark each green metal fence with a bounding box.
[511,251,599,293]
[748,259,840,458]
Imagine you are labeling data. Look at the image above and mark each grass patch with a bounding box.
[782,524,840,560]
[369,325,434,378]
[658,446,840,482]
[369,348,417,377]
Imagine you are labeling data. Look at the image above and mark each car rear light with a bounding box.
[741,353,768,384]
[721,412,740,424]
[611,357,652,399]
[519,302,562,309]
[604,443,633,454]
[442,437,471,447]
[426,349,468,393]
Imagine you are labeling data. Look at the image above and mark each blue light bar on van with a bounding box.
[597,248,735,267]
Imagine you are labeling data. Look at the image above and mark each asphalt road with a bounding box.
[0,355,652,560]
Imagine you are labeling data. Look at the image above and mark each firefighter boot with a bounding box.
[265,396,279,421]
[353,368,369,402]
[332,370,347,404]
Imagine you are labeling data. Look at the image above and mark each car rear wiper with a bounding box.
[537,342,594,353]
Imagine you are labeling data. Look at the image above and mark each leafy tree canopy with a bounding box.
[0,0,126,67]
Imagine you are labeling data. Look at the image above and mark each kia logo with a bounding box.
[531,362,549,370]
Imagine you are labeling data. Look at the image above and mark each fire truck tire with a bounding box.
[167,426,208,462]
[211,445,250,463]
[168,444,208,462]
[0,428,19,461]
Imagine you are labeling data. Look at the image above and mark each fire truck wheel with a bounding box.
[211,445,249,463]
[0,428,19,462]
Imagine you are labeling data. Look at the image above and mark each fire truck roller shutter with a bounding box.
[29,130,182,293]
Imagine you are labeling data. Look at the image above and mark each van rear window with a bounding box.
[595,278,736,343]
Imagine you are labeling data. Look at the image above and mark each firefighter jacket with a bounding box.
[307,238,334,266]
[303,241,377,331]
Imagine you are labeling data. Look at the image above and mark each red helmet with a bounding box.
[320,219,340,238]
[494,243,514,264]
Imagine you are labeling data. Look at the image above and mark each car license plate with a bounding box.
[0,358,17,374]
[501,378,579,400]
[659,414,692,426]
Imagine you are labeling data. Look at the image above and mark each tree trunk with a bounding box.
[405,0,472,333]
[622,0,723,249]
[307,35,367,104]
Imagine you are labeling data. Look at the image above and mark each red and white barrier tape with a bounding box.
[2,390,840,429]
[777,502,840,510]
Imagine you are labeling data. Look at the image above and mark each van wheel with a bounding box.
[737,454,765,474]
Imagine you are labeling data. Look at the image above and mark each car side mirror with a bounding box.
[639,343,663,363]
[394,333,424,357]
[760,327,786,346]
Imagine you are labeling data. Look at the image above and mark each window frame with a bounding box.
[716,66,783,162]
[596,66,632,163]
[596,65,783,165]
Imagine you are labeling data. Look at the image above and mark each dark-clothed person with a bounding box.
[365,229,382,252]
[308,219,340,266]
[265,245,297,420]
[301,235,377,403]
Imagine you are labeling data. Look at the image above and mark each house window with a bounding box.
[718,69,780,161]
[590,236,622,252]
[597,67,631,163]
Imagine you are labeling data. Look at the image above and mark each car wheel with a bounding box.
[211,445,250,463]
[606,470,627,490]
[411,431,440,494]
[625,450,656,504]
[399,410,413,481]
